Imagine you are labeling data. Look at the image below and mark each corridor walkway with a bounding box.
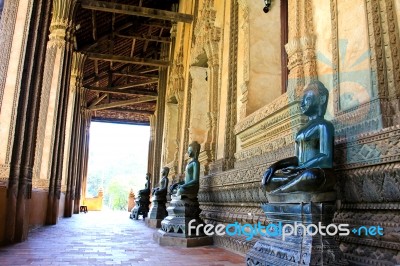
[0,210,244,265]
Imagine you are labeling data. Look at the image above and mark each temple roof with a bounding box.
[74,0,183,124]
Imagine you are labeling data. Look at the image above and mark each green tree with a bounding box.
[107,178,129,210]
[86,174,102,197]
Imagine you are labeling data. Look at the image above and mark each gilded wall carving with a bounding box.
[220,0,238,172]
[189,0,221,175]
[237,0,249,120]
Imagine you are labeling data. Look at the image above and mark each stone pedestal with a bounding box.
[246,199,348,265]
[153,195,213,247]
[146,195,167,228]
[129,195,150,220]
[146,218,163,228]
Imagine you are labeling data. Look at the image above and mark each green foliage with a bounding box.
[86,174,102,198]
[106,177,130,210]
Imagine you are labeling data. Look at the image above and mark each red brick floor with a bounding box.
[0,210,245,265]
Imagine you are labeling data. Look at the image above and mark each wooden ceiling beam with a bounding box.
[113,71,158,79]
[140,68,158,74]
[89,95,158,111]
[82,22,133,51]
[81,0,193,23]
[108,108,154,115]
[143,22,171,29]
[92,10,97,40]
[86,87,158,96]
[90,80,158,91]
[115,33,171,43]
[87,52,169,67]
[89,93,108,107]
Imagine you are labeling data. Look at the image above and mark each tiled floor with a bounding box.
[0,210,245,265]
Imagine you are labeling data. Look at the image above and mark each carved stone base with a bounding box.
[148,196,167,220]
[246,202,348,265]
[159,195,211,245]
[146,218,163,228]
[153,230,213,247]
[266,191,337,203]
[129,196,150,220]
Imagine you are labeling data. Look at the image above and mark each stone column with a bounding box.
[151,44,168,186]
[65,89,80,216]
[32,0,77,225]
[5,0,52,243]
[74,109,91,214]
[147,115,155,175]
[73,108,84,214]
[65,92,81,217]
[80,111,91,207]
[64,53,86,217]
[0,0,34,186]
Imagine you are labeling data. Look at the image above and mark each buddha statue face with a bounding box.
[187,146,194,158]
[300,81,329,118]
[300,89,319,116]
[161,167,169,177]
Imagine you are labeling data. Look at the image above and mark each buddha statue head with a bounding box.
[188,141,200,160]
[301,80,329,118]
[161,167,170,178]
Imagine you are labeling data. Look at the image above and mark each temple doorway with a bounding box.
[84,122,150,212]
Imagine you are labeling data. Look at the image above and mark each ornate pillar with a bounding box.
[237,0,250,120]
[82,111,91,207]
[64,89,81,216]
[222,0,238,171]
[74,109,91,214]
[64,53,86,217]
[151,44,168,186]
[0,0,34,187]
[32,0,77,225]
[5,0,52,243]
[190,0,221,176]
[147,115,155,176]
[283,0,318,104]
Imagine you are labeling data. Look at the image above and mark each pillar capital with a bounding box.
[48,0,77,48]
[70,52,87,92]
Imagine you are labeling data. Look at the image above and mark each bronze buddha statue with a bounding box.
[138,173,151,197]
[170,141,200,198]
[262,81,335,194]
[152,167,170,199]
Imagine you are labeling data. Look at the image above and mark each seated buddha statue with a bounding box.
[152,167,170,199]
[262,81,335,194]
[169,141,200,198]
[138,173,151,198]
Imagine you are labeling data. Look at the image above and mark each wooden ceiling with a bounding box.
[74,0,191,125]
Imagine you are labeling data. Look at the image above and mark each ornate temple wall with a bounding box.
[246,0,282,115]
[160,0,400,264]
